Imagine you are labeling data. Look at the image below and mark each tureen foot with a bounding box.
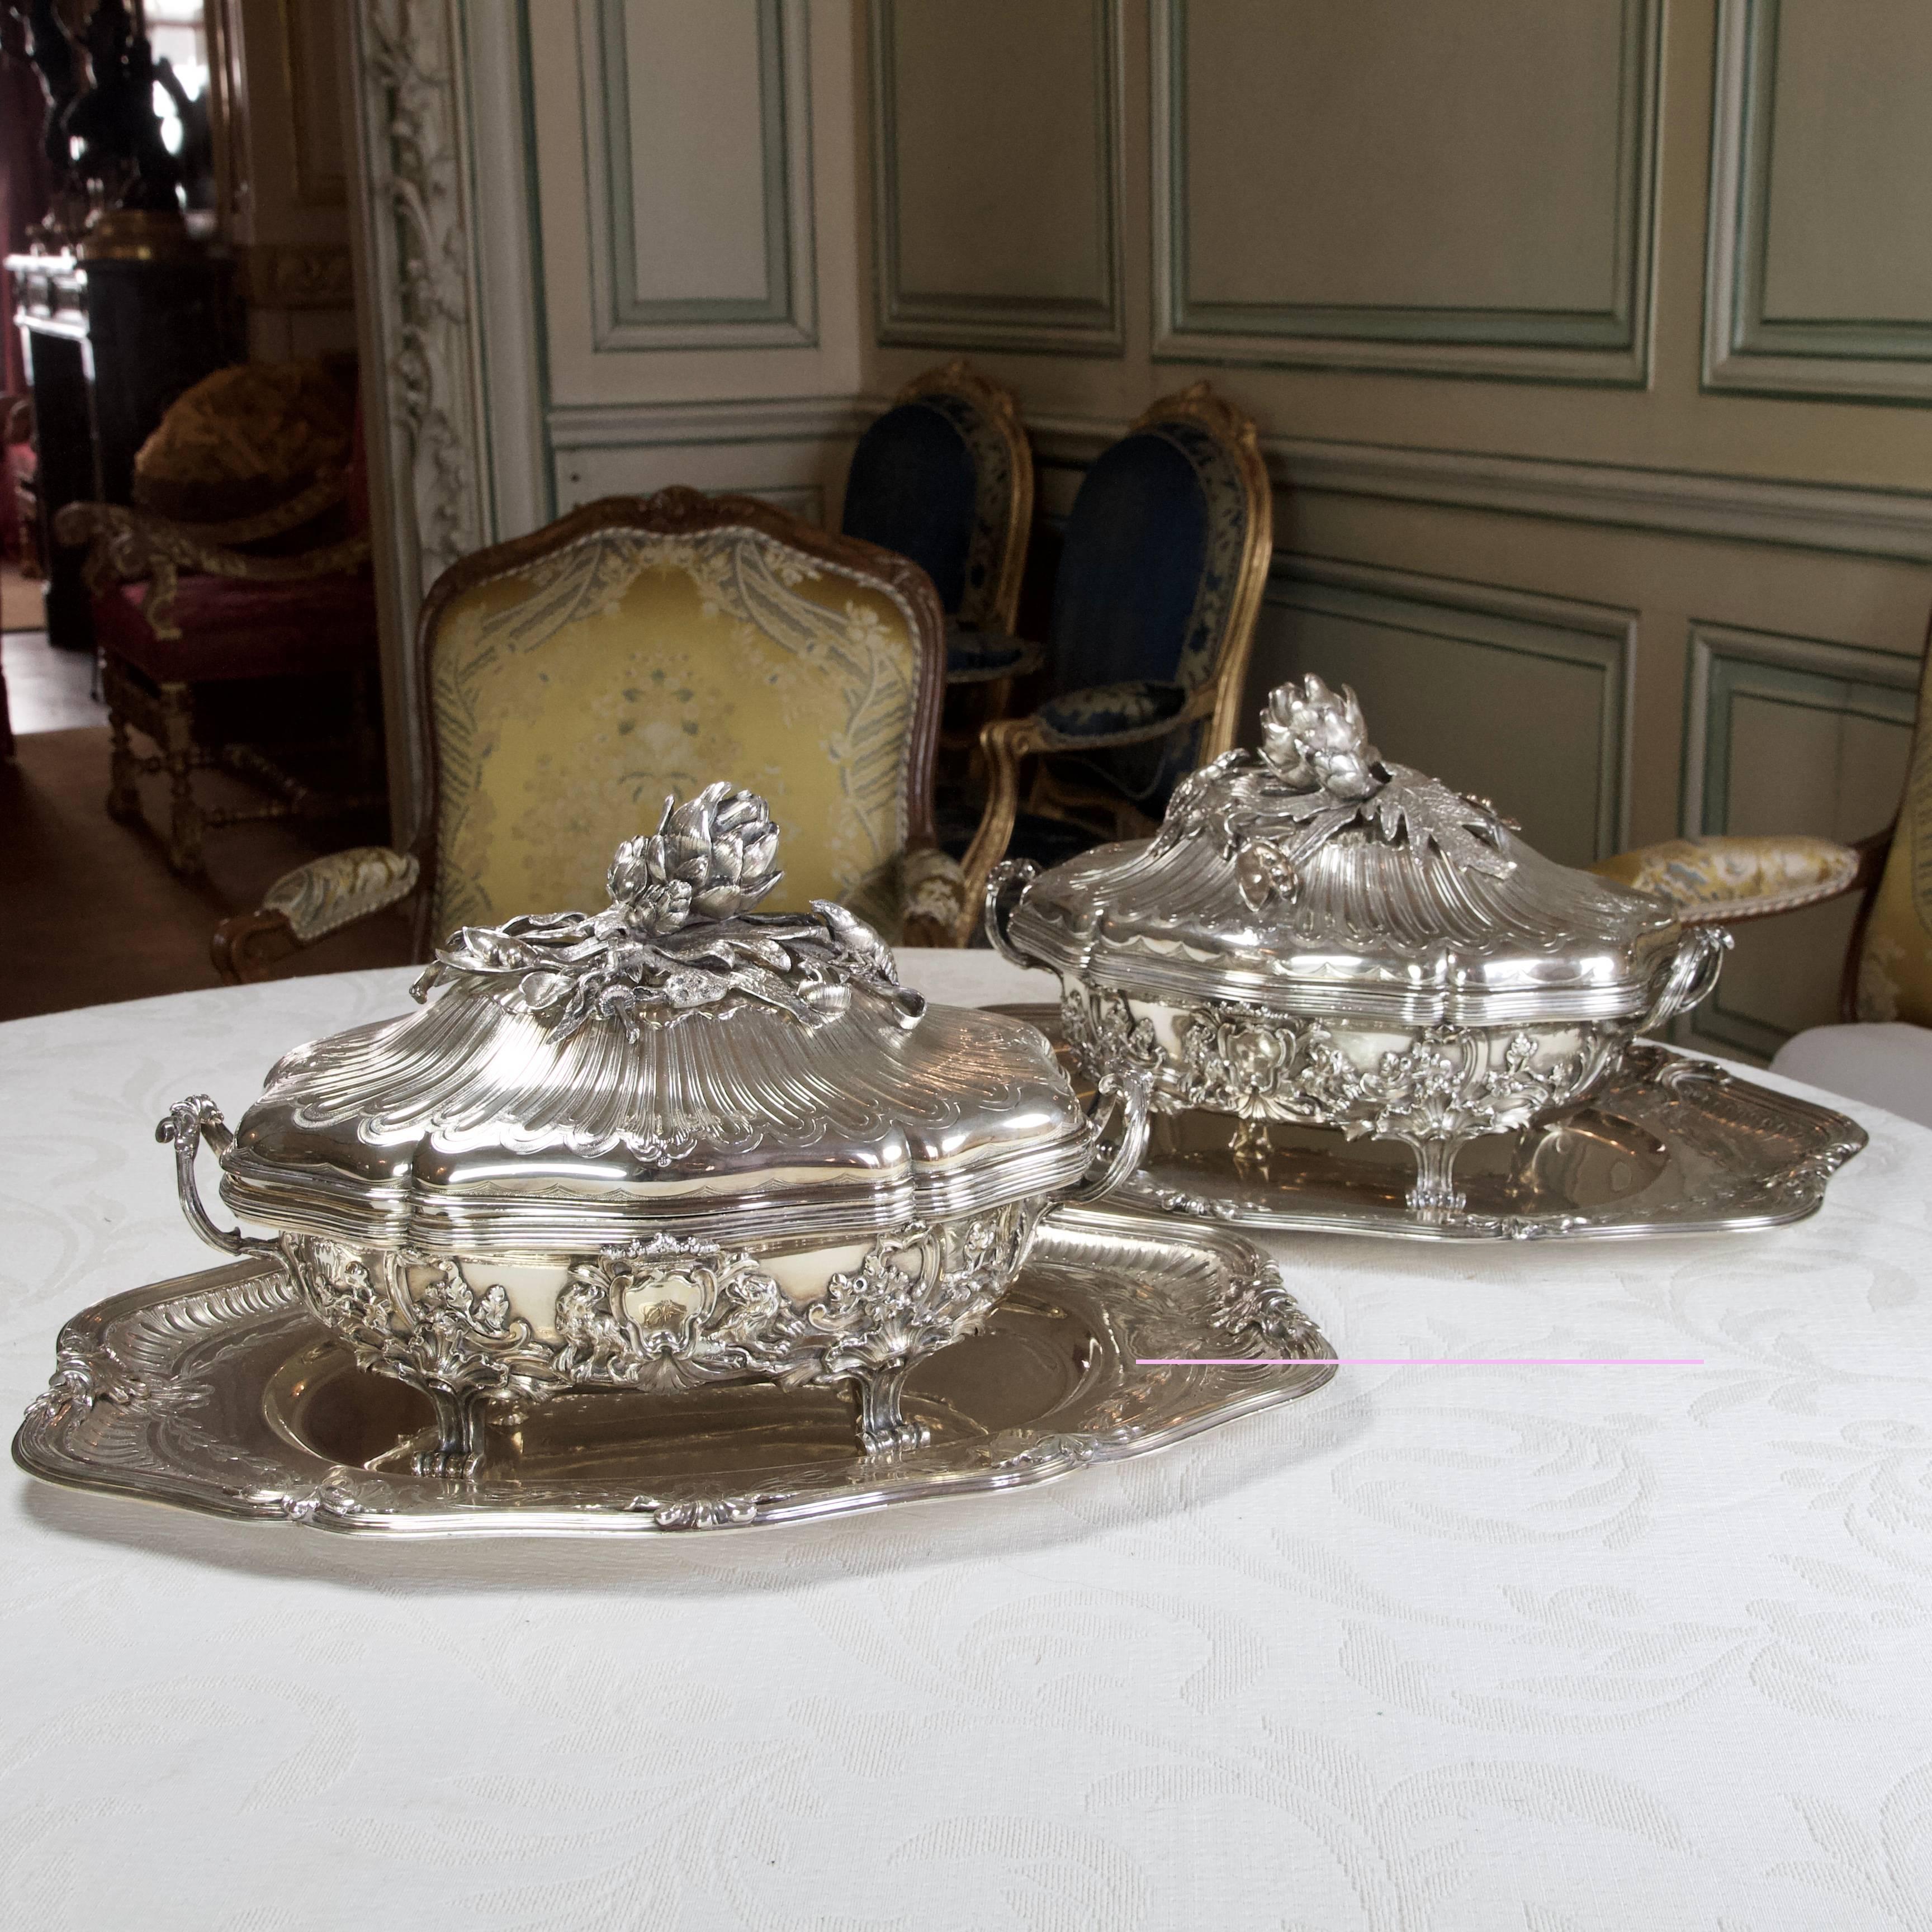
[849,1365,929,1457]
[416,1386,490,1479]
[1402,1138,1468,1221]
[1228,1117,1273,1174]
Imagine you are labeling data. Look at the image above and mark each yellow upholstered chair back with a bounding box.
[1854,628,1932,1026]
[412,490,946,944]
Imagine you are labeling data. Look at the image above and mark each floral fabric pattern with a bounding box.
[1035,679,1189,747]
[426,526,923,941]
[1590,835,1861,925]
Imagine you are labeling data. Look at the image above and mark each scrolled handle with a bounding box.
[156,1095,280,1261]
[1068,1067,1154,1204]
[983,858,1039,969]
[1641,925,1732,1033]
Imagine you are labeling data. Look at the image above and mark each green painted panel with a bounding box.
[1686,622,1920,1057]
[1164,0,1658,356]
[1249,564,1630,869]
[591,0,798,333]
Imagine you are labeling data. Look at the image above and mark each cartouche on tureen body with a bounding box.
[163,785,1130,1473]
[987,678,1728,1220]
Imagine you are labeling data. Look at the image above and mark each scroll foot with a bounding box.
[850,1365,928,1457]
[415,1386,489,1478]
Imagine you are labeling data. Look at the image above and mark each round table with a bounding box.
[4,954,1932,1930]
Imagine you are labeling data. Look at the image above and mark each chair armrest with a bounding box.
[1589,834,1864,925]
[212,846,420,984]
[901,843,967,948]
[945,628,1045,686]
[53,499,370,641]
[1032,678,1217,751]
[166,471,351,548]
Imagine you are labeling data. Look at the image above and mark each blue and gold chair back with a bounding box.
[841,360,1033,642]
[955,382,1272,939]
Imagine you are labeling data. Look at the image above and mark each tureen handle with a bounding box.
[1069,1066,1154,1203]
[983,859,1039,969]
[156,1096,282,1263]
[1641,925,1732,1033]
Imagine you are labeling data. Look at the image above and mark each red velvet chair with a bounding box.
[55,357,383,874]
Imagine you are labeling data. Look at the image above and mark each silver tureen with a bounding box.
[163,784,1138,1473]
[987,677,1727,1220]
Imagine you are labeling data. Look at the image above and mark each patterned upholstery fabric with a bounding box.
[132,356,358,524]
[1589,835,1862,925]
[1045,416,1253,807]
[841,401,977,614]
[263,847,420,943]
[426,525,927,941]
[1035,679,1187,746]
[1855,646,1932,1026]
[843,389,1019,631]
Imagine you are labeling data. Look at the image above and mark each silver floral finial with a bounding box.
[413,781,924,1038]
[1159,677,1516,910]
[604,784,782,937]
[1259,675,1381,800]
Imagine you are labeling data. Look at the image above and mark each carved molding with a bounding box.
[351,0,485,593]
[348,0,491,841]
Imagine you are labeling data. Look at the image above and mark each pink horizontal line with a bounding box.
[1137,1357,1707,1367]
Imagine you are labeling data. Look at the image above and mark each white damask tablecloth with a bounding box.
[3,953,1931,1931]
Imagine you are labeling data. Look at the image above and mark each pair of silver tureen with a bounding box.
[160,785,1148,1475]
[141,675,1821,1491]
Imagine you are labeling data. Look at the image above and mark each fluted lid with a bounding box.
[1005,679,1685,1026]
[220,785,1090,1249]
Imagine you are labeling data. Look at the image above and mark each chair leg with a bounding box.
[105,694,141,823]
[158,681,205,877]
[954,717,1035,946]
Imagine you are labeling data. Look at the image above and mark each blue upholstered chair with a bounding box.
[841,360,1036,689]
[954,382,1273,941]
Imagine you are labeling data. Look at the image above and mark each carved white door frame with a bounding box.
[341,0,545,847]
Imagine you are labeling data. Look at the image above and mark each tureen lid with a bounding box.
[219,784,1090,1249]
[1001,677,1685,1026]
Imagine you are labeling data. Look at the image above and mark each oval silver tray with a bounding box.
[12,1206,1335,1538]
[995,1006,1867,1242]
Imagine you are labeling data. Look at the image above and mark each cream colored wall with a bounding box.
[862,0,1932,1057]
[219,0,357,361]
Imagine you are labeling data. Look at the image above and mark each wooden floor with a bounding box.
[0,723,414,1022]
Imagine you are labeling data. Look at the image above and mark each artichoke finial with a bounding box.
[605,782,782,936]
[1259,675,1381,801]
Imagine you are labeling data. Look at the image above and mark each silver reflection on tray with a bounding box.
[154,784,1150,1476]
[12,1206,1337,1536]
[988,676,1745,1227]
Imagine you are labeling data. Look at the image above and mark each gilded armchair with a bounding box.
[1591,619,1932,1125]
[841,358,1035,690]
[54,355,380,875]
[954,381,1273,942]
[212,488,965,983]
